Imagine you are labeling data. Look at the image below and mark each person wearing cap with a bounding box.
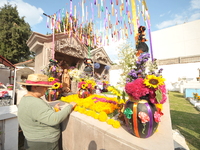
[17,74,77,150]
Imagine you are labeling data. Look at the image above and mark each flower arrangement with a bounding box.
[61,94,121,128]
[41,59,63,78]
[125,54,167,104]
[48,77,62,89]
[102,80,109,92]
[77,78,96,98]
[119,32,167,138]
[107,85,126,102]
[42,59,63,101]
[78,78,96,90]
[193,93,200,101]
[68,67,80,81]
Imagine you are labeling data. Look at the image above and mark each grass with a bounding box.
[169,91,200,150]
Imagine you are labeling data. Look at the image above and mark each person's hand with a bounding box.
[54,103,61,112]
[69,102,77,110]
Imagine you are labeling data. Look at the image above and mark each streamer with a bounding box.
[130,0,138,39]
[101,0,104,12]
[74,5,76,21]
[82,0,84,22]
[115,9,118,25]
[70,0,72,17]
[112,4,114,16]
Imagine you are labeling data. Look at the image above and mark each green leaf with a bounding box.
[155,89,163,103]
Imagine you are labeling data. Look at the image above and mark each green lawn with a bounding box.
[169,91,200,150]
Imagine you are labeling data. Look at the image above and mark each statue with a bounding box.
[62,69,71,94]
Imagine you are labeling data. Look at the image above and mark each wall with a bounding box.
[0,105,18,150]
[0,69,13,85]
[151,19,200,59]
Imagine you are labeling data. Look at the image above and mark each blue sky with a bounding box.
[0,0,200,63]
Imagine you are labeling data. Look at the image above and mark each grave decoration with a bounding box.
[77,78,96,98]
[41,59,63,101]
[61,94,122,128]
[83,58,93,76]
[68,67,80,81]
[193,93,200,102]
[121,25,167,138]
[102,80,109,92]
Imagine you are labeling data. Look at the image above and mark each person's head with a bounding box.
[18,74,52,98]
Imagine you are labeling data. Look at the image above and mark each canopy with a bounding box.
[0,55,15,68]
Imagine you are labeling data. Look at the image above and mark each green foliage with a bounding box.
[117,42,137,86]
[0,3,33,64]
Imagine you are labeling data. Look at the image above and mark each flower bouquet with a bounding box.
[121,26,167,138]
[45,77,62,101]
[42,59,63,101]
[77,78,96,98]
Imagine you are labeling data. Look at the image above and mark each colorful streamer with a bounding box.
[130,0,138,41]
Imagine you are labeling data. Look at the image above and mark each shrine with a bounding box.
[26,32,113,93]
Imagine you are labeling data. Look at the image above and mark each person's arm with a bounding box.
[31,99,76,126]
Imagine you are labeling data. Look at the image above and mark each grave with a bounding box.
[26,32,113,92]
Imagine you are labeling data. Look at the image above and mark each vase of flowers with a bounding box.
[77,78,96,98]
[123,73,166,138]
[45,77,62,101]
[121,43,167,138]
[77,88,90,98]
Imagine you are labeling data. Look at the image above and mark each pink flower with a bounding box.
[138,112,150,123]
[78,81,86,88]
[149,85,167,104]
[154,109,163,123]
[125,78,149,100]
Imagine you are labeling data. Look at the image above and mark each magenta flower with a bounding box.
[125,78,149,100]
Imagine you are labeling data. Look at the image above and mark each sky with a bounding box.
[0,0,200,63]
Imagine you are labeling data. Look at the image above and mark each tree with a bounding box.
[118,42,137,85]
[0,3,33,64]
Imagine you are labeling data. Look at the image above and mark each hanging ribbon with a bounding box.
[126,0,128,15]
[128,22,132,35]
[74,5,76,21]
[116,0,118,5]
[94,0,96,5]
[112,4,114,16]
[46,17,50,28]
[115,9,118,25]
[82,0,84,22]
[130,0,138,43]
[70,0,72,18]
[101,0,104,12]
[98,4,100,18]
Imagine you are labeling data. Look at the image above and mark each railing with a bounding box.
[157,55,200,65]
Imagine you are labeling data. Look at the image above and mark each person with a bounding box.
[62,69,71,94]
[17,74,76,150]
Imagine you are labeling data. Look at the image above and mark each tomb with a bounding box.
[26,32,113,93]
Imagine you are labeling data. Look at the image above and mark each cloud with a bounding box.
[188,12,200,21]
[103,39,126,63]
[156,15,183,29]
[0,0,44,26]
[190,0,200,10]
[156,0,200,29]
[159,11,171,17]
